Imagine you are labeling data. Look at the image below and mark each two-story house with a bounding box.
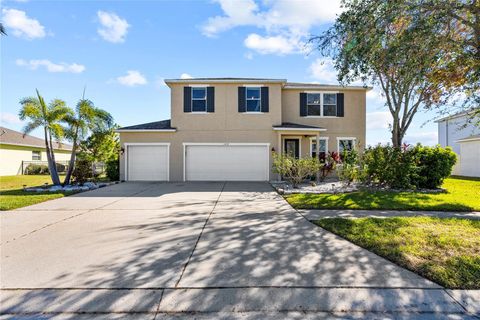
[116,78,369,181]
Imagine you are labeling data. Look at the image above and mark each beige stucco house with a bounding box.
[117,78,369,181]
[0,127,72,176]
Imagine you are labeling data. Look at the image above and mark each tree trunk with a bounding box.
[44,127,61,185]
[64,137,77,185]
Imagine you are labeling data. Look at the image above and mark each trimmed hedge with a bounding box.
[361,144,456,189]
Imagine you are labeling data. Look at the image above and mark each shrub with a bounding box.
[361,144,456,189]
[337,149,361,185]
[272,152,321,188]
[25,164,49,175]
[106,158,120,181]
[55,163,66,173]
[410,145,457,189]
[72,160,94,185]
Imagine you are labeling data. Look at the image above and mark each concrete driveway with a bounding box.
[0,182,475,319]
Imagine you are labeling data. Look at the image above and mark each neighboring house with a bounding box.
[437,109,480,177]
[0,127,72,176]
[116,78,369,181]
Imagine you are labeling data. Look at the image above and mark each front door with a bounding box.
[284,139,299,158]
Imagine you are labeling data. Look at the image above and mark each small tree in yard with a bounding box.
[19,90,72,185]
[272,152,321,188]
[63,96,113,185]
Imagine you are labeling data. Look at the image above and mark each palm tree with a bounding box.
[0,23,6,36]
[63,96,113,185]
[19,90,72,185]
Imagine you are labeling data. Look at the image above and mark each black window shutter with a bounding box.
[183,87,192,113]
[300,93,307,117]
[207,87,215,113]
[238,87,246,112]
[336,93,344,117]
[261,87,269,112]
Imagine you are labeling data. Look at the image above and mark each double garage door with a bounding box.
[126,143,269,181]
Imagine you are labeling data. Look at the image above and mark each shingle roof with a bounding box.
[284,82,371,90]
[0,127,72,150]
[273,122,326,130]
[116,119,176,131]
[165,78,287,84]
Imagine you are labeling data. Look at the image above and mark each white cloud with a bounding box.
[97,11,129,43]
[404,131,438,146]
[2,8,45,39]
[244,52,254,60]
[180,73,193,79]
[366,111,392,130]
[16,59,85,73]
[202,0,342,55]
[308,58,338,83]
[0,112,23,125]
[244,33,301,55]
[117,70,147,86]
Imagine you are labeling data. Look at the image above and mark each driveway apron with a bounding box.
[2,181,468,318]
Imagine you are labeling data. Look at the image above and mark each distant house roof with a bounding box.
[435,108,480,123]
[115,120,176,132]
[0,127,72,151]
[456,134,480,143]
[273,122,326,131]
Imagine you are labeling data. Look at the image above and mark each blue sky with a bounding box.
[1,0,439,146]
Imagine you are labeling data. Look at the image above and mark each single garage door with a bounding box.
[127,144,169,181]
[185,144,269,181]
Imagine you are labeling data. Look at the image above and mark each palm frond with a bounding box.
[22,119,42,136]
[19,102,42,121]
[49,123,66,141]
[36,89,48,119]
[0,23,6,36]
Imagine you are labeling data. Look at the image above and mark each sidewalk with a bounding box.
[1,287,479,318]
[300,209,480,220]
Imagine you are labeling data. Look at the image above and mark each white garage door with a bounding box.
[127,144,169,181]
[185,144,269,181]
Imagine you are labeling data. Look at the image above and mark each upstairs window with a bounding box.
[323,93,337,116]
[307,93,321,116]
[32,151,41,160]
[305,93,338,117]
[192,87,207,112]
[246,87,261,112]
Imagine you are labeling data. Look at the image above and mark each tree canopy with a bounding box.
[310,0,479,146]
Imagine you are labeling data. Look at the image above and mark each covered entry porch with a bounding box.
[273,122,327,181]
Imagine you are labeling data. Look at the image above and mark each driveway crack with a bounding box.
[174,181,226,288]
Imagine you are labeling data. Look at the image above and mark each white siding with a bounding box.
[458,140,480,177]
[437,115,479,154]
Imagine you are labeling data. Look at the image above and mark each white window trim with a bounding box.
[124,143,170,181]
[182,142,270,182]
[336,137,356,152]
[32,150,41,161]
[191,86,208,113]
[304,91,339,117]
[309,137,329,157]
[245,86,262,113]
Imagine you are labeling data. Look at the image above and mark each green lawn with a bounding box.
[286,177,480,212]
[315,217,480,289]
[0,175,73,211]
